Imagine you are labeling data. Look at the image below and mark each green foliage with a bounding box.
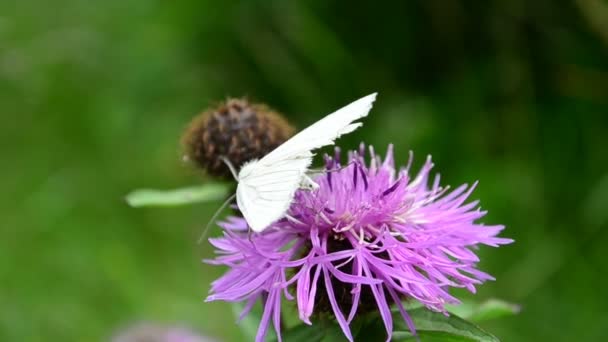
[447,299,521,323]
[2,0,608,341]
[125,183,229,207]
[276,307,500,342]
[231,303,265,341]
[277,315,362,342]
[388,308,499,342]
[279,323,330,342]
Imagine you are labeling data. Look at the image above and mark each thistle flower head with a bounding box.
[182,98,295,178]
[205,144,512,342]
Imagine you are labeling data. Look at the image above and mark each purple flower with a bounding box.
[205,144,513,342]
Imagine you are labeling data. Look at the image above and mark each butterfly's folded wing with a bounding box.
[237,157,311,232]
[237,93,377,232]
[257,93,377,166]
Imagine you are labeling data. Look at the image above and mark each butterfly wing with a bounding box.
[237,93,377,232]
[257,93,377,166]
[237,157,311,232]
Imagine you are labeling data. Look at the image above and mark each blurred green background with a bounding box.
[2,1,607,341]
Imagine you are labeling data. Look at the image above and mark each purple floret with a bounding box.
[205,144,513,342]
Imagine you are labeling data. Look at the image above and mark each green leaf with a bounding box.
[276,318,354,342]
[280,323,327,342]
[392,330,481,341]
[447,299,520,322]
[359,307,500,342]
[125,183,229,207]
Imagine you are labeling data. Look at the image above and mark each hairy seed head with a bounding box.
[181,98,295,178]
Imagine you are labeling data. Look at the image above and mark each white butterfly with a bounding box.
[234,93,377,232]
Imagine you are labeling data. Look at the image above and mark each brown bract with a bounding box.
[181,98,295,178]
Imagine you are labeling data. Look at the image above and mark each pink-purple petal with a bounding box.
[204,145,512,342]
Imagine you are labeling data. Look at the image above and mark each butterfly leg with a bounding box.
[247,228,253,243]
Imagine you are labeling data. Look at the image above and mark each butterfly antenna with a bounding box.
[197,193,237,244]
[220,156,239,181]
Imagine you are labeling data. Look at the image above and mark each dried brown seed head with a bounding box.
[181,98,295,178]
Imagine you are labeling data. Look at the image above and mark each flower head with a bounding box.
[205,144,512,341]
[182,98,295,178]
